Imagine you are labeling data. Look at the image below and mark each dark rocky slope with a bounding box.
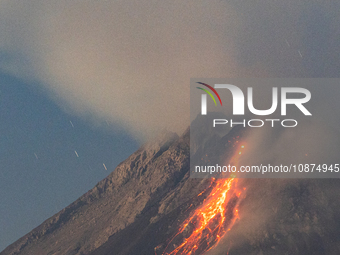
[1,129,211,255]
[2,127,340,255]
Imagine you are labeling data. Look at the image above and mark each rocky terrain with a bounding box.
[2,126,340,255]
[1,129,211,255]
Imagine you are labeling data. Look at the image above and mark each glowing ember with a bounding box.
[161,144,246,255]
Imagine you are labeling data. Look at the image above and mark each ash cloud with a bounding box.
[0,0,241,140]
[1,0,338,140]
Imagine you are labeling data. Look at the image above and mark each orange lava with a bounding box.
[162,144,246,255]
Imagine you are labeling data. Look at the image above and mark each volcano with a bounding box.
[2,127,340,255]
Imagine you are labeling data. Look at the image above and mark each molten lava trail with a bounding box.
[162,144,246,255]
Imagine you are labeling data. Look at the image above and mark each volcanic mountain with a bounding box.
[2,127,340,255]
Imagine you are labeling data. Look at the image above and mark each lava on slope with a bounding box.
[161,143,246,255]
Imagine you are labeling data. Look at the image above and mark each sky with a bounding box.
[0,73,139,250]
[0,0,339,252]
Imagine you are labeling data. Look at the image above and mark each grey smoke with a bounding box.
[1,0,338,140]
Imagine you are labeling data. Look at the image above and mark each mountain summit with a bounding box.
[2,127,340,255]
[1,129,211,255]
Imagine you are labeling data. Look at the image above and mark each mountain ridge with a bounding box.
[4,126,340,255]
[1,128,213,255]
[1,130,180,254]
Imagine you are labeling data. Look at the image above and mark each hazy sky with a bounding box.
[0,74,138,250]
[1,0,337,139]
[0,0,339,251]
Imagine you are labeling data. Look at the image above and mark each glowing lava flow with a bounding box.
[162,144,246,255]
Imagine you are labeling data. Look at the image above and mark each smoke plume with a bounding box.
[1,0,338,139]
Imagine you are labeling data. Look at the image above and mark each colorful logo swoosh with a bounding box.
[196,82,223,106]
